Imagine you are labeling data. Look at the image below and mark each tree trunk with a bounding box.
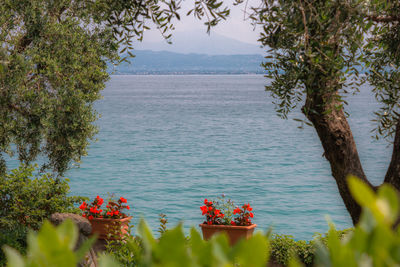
[303,95,374,225]
[383,118,400,190]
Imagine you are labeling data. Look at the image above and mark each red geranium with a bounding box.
[200,196,254,226]
[200,199,225,225]
[79,195,131,219]
[232,203,254,226]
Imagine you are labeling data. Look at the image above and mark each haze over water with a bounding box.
[66,75,390,240]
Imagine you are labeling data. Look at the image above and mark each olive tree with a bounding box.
[251,0,400,224]
[0,0,229,176]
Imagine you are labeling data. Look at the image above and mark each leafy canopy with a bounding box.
[251,0,400,139]
[0,0,229,175]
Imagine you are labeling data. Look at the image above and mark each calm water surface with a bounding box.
[65,75,390,240]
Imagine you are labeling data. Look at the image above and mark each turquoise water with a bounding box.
[64,75,390,239]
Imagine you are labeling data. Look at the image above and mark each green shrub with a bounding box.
[270,234,314,266]
[106,219,270,267]
[105,222,139,267]
[105,235,141,267]
[315,176,400,266]
[0,164,85,265]
[4,218,270,267]
[269,229,353,266]
[135,219,270,267]
[2,219,106,267]
[0,164,85,230]
[0,226,27,266]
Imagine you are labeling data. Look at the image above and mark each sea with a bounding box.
[26,75,397,240]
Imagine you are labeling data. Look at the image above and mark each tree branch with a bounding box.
[299,1,309,50]
[368,15,400,23]
[8,103,30,117]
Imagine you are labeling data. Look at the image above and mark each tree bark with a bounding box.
[303,95,374,225]
[383,118,400,190]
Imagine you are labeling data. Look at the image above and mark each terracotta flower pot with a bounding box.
[199,223,257,245]
[90,216,132,240]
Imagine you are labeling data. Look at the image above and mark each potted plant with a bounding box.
[199,195,256,245]
[79,195,132,240]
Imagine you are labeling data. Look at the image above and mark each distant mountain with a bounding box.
[134,30,263,55]
[111,50,265,74]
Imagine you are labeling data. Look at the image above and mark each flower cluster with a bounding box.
[200,198,254,226]
[231,203,254,226]
[80,196,130,220]
[200,199,225,225]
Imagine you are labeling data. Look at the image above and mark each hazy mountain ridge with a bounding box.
[111,50,265,74]
[134,30,263,55]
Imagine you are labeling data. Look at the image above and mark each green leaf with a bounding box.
[3,246,25,267]
[347,176,375,209]
[137,219,157,262]
[157,224,190,266]
[233,233,269,267]
[190,228,213,266]
[377,184,399,223]
[56,219,78,250]
[98,254,121,267]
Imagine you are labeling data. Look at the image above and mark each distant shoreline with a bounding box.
[110,72,265,76]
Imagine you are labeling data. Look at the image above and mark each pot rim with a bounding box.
[199,223,257,230]
[89,216,133,222]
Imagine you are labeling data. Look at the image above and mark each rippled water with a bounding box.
[62,75,391,240]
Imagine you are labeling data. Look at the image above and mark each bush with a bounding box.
[269,228,353,267]
[0,164,85,265]
[0,226,27,266]
[105,235,141,267]
[3,219,102,267]
[105,222,139,267]
[0,164,85,230]
[270,234,314,266]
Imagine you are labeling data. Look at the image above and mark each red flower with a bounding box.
[231,221,236,226]
[88,215,94,220]
[204,199,208,204]
[120,197,127,203]
[114,210,119,215]
[79,202,87,210]
[249,212,254,218]
[208,206,213,211]
[126,205,130,210]
[242,204,251,210]
[207,221,212,225]
[200,206,208,215]
[233,208,241,214]
[95,196,104,205]
[247,206,253,211]
[215,209,220,215]
[82,214,86,217]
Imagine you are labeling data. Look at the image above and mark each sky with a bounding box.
[140,0,262,45]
